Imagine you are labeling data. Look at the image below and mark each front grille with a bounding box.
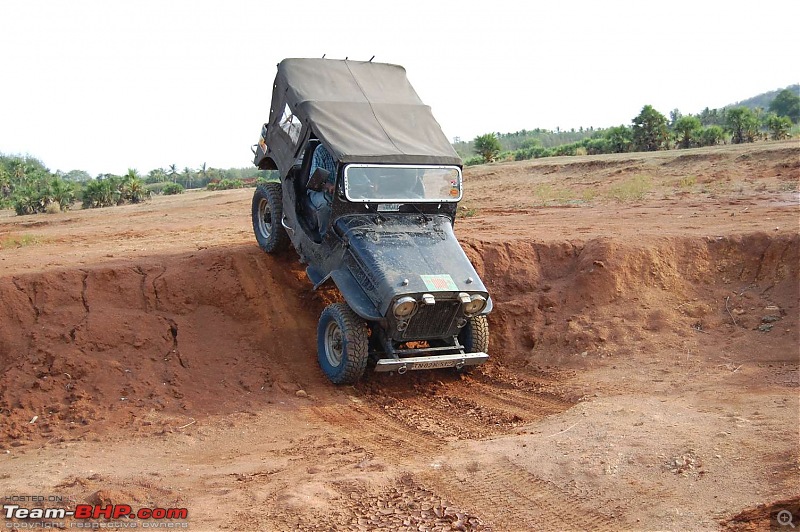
[401,301,460,340]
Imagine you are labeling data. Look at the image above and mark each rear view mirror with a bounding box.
[307,168,330,191]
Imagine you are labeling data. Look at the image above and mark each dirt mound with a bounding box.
[1,232,796,448]
[722,496,800,531]
[463,232,798,366]
[0,246,325,445]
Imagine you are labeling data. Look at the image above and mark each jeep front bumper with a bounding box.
[374,351,489,373]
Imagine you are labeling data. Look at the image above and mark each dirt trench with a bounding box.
[1,232,796,444]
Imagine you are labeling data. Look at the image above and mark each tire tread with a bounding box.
[319,302,369,384]
[252,183,289,253]
[461,315,489,353]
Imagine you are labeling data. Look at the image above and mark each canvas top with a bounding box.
[264,58,461,174]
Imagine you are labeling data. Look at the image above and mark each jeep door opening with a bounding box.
[250,58,492,384]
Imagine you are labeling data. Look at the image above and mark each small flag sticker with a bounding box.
[420,274,458,291]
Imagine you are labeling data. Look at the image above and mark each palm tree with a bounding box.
[147,168,168,184]
[49,177,76,210]
[168,164,178,183]
[12,161,34,187]
[121,168,149,203]
[198,162,208,187]
[182,167,194,189]
[0,168,11,198]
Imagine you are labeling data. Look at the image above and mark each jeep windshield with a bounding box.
[343,165,462,203]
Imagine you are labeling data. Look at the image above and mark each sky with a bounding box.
[1,0,797,176]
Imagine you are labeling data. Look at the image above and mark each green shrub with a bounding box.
[207,178,247,191]
[553,143,579,156]
[255,177,279,187]
[765,113,793,140]
[13,187,44,215]
[12,177,74,215]
[584,138,611,155]
[162,182,185,195]
[697,126,726,147]
[224,178,244,189]
[145,182,169,194]
[514,145,553,160]
[82,175,150,208]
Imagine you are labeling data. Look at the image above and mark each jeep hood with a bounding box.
[334,214,489,317]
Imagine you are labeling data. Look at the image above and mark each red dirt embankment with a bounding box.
[1,232,796,447]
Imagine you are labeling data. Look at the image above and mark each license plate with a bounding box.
[409,359,457,370]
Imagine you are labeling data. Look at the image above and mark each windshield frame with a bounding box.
[342,164,463,203]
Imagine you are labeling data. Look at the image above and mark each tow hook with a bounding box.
[398,364,408,375]
[455,360,465,371]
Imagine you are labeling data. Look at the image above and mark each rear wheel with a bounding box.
[252,183,289,253]
[317,303,369,384]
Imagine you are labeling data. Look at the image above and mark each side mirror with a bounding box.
[307,168,330,191]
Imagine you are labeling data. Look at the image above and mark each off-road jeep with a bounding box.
[251,58,492,384]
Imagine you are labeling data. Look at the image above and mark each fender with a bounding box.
[330,268,383,321]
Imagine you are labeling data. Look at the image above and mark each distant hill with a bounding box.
[728,84,799,111]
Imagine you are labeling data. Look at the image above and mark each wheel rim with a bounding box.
[257,197,272,239]
[324,320,344,368]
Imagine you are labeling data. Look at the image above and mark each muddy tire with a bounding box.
[456,315,489,374]
[460,315,489,351]
[317,303,369,384]
[252,183,289,253]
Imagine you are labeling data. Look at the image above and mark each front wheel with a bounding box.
[459,315,490,353]
[252,183,289,253]
[317,303,369,384]
[456,316,489,374]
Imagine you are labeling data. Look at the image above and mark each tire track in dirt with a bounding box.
[305,400,443,454]
[421,457,622,531]
[297,367,585,531]
[343,364,579,442]
[300,361,578,450]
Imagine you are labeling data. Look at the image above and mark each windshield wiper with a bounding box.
[409,203,431,223]
[367,203,386,223]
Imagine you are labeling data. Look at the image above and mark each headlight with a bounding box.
[463,295,487,316]
[393,296,418,319]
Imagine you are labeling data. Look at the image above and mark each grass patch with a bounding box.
[1,234,43,249]
[678,175,697,188]
[581,189,598,202]
[605,175,653,202]
[531,184,577,206]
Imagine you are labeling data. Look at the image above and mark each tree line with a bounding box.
[0,155,276,216]
[465,87,800,165]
